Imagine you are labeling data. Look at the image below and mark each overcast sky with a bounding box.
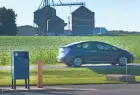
[0,0,140,31]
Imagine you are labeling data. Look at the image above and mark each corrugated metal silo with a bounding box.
[72,6,95,36]
[34,6,56,35]
[47,16,66,35]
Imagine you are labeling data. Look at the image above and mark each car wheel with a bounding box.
[72,57,83,67]
[118,57,128,66]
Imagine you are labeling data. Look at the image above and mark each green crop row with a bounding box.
[0,50,58,65]
[0,35,139,65]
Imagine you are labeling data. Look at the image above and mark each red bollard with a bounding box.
[37,60,43,88]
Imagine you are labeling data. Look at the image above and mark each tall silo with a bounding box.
[72,6,95,36]
[34,6,56,35]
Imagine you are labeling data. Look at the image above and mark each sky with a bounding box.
[0,0,140,31]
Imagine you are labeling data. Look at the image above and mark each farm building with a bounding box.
[63,30,72,36]
[17,25,37,36]
[71,6,95,36]
[47,16,66,36]
[94,27,108,34]
[34,5,56,30]
[46,29,71,36]
[34,5,66,36]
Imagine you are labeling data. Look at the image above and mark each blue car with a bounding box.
[57,41,135,67]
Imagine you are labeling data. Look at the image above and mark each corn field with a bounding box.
[0,35,140,65]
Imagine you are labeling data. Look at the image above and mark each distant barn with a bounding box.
[17,25,37,36]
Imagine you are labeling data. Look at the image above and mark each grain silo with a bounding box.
[34,5,56,35]
[72,6,95,36]
[47,16,66,36]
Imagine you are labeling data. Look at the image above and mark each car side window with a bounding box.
[96,43,117,51]
[76,43,90,49]
[76,43,97,50]
[83,43,90,49]
[96,44,104,50]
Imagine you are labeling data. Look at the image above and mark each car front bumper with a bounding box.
[57,55,73,64]
[128,55,135,63]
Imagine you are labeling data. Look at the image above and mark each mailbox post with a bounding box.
[11,51,30,89]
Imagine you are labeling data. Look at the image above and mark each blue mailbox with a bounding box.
[11,51,30,89]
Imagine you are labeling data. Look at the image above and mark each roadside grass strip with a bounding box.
[0,67,140,86]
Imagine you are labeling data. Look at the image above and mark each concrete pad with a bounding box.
[105,74,136,83]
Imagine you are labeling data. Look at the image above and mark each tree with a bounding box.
[0,7,17,36]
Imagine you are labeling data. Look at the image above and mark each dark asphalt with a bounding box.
[1,84,140,95]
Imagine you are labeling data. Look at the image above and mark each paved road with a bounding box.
[1,84,140,95]
[0,63,139,70]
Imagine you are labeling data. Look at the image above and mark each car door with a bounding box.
[95,42,120,62]
[73,42,99,62]
[80,42,100,62]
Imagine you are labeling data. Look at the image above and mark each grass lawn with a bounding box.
[0,67,140,86]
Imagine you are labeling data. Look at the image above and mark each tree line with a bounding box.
[0,7,17,36]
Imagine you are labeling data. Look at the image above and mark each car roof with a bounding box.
[61,40,104,47]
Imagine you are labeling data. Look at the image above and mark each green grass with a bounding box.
[0,68,107,86]
[0,67,140,86]
[0,35,140,65]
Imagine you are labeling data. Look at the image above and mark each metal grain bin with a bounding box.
[72,6,95,36]
[34,6,56,30]
[47,16,66,35]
